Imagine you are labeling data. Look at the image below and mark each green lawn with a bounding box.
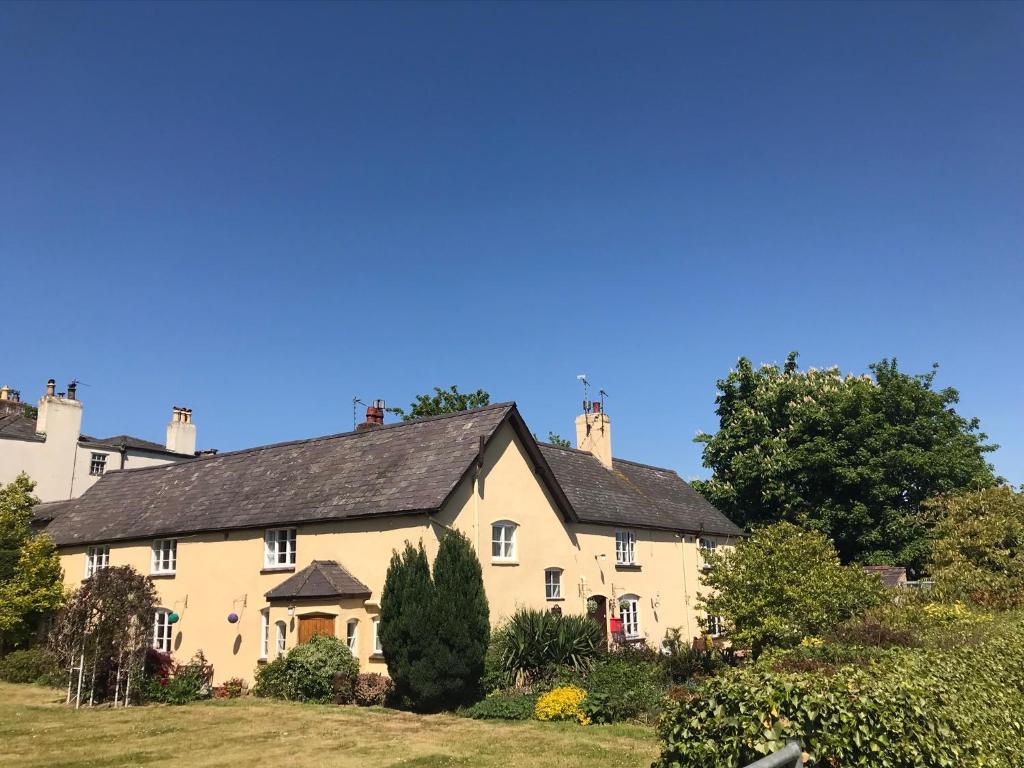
[0,683,660,768]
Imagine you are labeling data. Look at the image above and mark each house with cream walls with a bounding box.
[39,402,743,684]
[0,379,200,502]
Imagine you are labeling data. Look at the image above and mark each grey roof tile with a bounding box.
[265,560,371,601]
[538,443,745,537]
[44,403,516,546]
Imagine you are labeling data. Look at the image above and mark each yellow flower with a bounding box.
[535,685,590,726]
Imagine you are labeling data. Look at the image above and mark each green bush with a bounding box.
[655,613,1024,767]
[0,648,60,686]
[492,609,603,689]
[581,646,668,725]
[659,627,727,683]
[253,634,359,703]
[143,650,213,705]
[462,691,538,720]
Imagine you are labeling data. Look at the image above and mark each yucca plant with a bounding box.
[493,608,603,689]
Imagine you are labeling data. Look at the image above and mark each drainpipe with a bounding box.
[119,443,128,470]
[677,533,693,640]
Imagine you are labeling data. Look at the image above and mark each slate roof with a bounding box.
[0,411,43,442]
[44,403,517,546]
[0,409,186,456]
[41,401,743,547]
[538,443,745,537]
[80,433,187,456]
[863,565,908,588]
[265,560,371,601]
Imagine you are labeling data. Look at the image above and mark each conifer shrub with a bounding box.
[379,532,489,711]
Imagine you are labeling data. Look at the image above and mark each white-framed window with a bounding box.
[615,530,636,565]
[699,537,717,570]
[264,528,296,568]
[372,617,382,655]
[346,619,359,653]
[707,614,723,637]
[151,539,177,574]
[275,621,287,658]
[491,521,517,561]
[260,610,269,659]
[619,594,640,639]
[153,609,173,652]
[544,568,562,600]
[89,453,107,476]
[85,545,110,578]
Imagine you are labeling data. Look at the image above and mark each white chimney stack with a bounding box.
[166,406,197,455]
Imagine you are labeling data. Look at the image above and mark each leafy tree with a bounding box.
[0,474,64,650]
[48,565,157,705]
[546,432,571,448]
[695,353,997,570]
[379,541,435,708]
[428,529,489,709]
[928,486,1024,609]
[387,386,490,421]
[699,522,887,657]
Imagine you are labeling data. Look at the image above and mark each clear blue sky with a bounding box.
[2,2,1021,485]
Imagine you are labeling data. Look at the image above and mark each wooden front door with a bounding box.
[298,614,336,644]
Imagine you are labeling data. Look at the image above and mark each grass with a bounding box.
[0,683,659,768]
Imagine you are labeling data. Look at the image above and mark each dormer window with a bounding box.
[491,521,517,562]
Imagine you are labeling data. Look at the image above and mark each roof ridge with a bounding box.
[611,456,680,474]
[537,442,681,476]
[100,402,517,478]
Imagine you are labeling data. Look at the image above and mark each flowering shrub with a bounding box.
[214,677,246,698]
[353,672,393,706]
[534,685,589,725]
[143,650,214,705]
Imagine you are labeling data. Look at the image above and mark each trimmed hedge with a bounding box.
[0,648,60,686]
[462,692,538,720]
[655,613,1024,767]
[253,634,359,703]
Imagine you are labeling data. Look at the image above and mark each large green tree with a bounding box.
[379,541,435,708]
[428,529,489,709]
[928,486,1024,609]
[0,474,64,650]
[695,354,997,570]
[699,522,886,657]
[387,386,490,421]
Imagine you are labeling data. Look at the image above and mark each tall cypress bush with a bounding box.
[379,532,489,711]
[427,529,489,710]
[379,541,434,707]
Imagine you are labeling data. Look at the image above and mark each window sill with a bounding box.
[261,566,296,575]
[615,563,642,572]
[369,653,385,662]
[545,597,565,602]
[491,559,519,566]
[257,658,268,665]
[149,572,176,579]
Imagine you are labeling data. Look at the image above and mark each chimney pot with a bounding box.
[356,403,386,431]
[46,379,55,397]
[0,385,9,401]
[67,381,77,401]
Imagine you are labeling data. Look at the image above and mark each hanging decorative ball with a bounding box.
[168,612,180,624]
[227,612,239,624]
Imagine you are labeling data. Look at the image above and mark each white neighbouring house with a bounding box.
[0,378,202,502]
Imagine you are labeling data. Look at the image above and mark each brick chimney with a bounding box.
[166,406,197,455]
[575,403,612,469]
[357,400,386,432]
